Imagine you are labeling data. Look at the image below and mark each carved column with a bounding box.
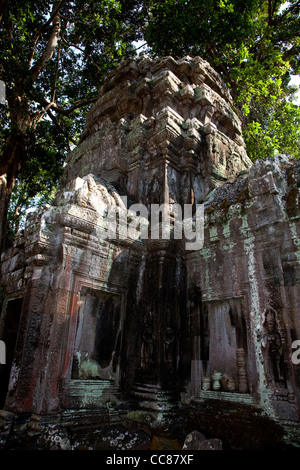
[236,348,248,393]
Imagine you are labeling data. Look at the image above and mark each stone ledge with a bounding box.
[195,390,257,405]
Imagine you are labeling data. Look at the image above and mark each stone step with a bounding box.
[130,383,180,411]
[195,390,257,405]
[60,379,120,410]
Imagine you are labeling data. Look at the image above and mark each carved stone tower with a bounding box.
[0,55,251,415]
[60,55,252,409]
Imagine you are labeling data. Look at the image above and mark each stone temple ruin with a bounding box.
[0,56,300,449]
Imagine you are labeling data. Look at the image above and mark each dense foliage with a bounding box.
[144,0,300,160]
[0,0,144,245]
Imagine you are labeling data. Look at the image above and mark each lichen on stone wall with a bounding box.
[243,232,274,414]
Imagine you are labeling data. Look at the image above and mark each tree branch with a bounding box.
[270,0,300,26]
[62,37,102,71]
[53,96,98,115]
[28,1,65,68]
[282,43,298,62]
[36,95,98,117]
[51,23,67,103]
[268,0,272,26]
[33,99,55,125]
[46,109,77,147]
[206,42,232,83]
[30,1,61,82]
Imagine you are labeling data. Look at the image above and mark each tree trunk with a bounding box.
[0,134,25,253]
[0,1,62,259]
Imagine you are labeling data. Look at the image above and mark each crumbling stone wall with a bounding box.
[187,155,300,421]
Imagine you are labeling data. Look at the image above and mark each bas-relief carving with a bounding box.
[140,307,155,370]
[163,327,175,366]
[262,307,287,387]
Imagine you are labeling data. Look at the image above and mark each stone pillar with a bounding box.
[236,348,249,393]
